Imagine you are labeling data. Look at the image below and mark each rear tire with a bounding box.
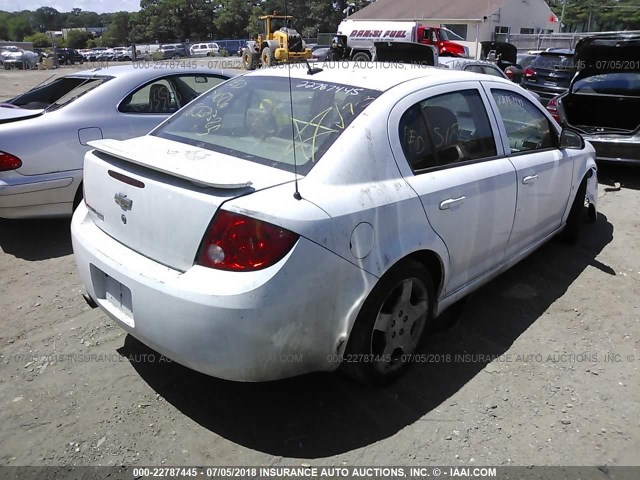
[560,177,588,243]
[351,51,371,62]
[342,259,435,386]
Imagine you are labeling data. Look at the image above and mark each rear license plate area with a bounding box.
[90,264,134,328]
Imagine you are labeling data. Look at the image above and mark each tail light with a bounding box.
[504,68,514,80]
[524,67,536,78]
[546,96,561,123]
[0,151,22,172]
[196,210,299,271]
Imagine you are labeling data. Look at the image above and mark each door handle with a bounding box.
[439,196,466,210]
[522,175,539,185]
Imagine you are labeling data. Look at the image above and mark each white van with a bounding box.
[189,43,220,57]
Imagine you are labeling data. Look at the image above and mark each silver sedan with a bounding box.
[0,65,234,219]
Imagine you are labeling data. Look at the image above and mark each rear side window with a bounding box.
[491,89,557,153]
[399,89,497,172]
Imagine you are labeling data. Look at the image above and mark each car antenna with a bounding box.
[305,59,323,75]
[284,0,302,200]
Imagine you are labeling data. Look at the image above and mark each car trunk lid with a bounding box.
[84,136,295,271]
[572,33,640,83]
[0,107,44,124]
[563,34,640,133]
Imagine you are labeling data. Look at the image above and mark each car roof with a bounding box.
[68,64,235,81]
[539,49,574,55]
[438,58,499,68]
[249,62,508,91]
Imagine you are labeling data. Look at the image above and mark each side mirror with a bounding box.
[559,128,585,150]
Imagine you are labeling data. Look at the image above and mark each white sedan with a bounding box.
[0,65,232,219]
[72,64,597,385]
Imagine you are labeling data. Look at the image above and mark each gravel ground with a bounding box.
[0,66,638,468]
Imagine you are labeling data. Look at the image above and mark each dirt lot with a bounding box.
[0,66,639,468]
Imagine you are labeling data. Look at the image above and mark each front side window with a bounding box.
[120,79,178,114]
[491,89,557,153]
[153,76,381,174]
[119,75,226,114]
[399,89,497,172]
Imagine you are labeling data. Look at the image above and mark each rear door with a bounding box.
[483,82,573,257]
[389,82,517,295]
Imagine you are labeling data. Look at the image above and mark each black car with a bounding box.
[548,33,640,164]
[522,50,576,102]
[54,48,84,65]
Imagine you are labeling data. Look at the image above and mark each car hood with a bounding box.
[574,33,640,79]
[0,106,45,124]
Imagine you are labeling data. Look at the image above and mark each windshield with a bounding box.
[9,76,110,110]
[153,76,381,175]
[573,72,640,97]
[271,17,292,31]
[439,28,465,42]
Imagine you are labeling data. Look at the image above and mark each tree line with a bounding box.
[1,0,639,49]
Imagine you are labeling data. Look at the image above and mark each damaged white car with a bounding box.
[72,64,597,385]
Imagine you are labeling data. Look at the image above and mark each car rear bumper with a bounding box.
[0,170,81,219]
[71,203,374,382]
[522,83,568,100]
[584,137,640,163]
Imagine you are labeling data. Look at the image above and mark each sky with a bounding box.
[1,0,141,14]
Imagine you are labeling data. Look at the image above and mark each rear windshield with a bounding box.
[153,76,381,175]
[532,53,575,70]
[10,76,110,110]
[573,72,640,97]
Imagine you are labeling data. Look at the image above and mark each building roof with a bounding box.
[348,0,511,22]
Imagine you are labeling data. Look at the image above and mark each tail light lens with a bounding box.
[504,68,514,80]
[0,151,22,172]
[546,96,561,123]
[524,67,536,78]
[196,210,299,271]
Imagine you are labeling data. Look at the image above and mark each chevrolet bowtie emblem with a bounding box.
[114,193,133,211]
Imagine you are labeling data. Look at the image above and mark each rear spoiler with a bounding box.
[88,138,253,189]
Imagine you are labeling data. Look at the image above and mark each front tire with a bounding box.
[560,177,588,243]
[242,49,257,70]
[342,259,435,385]
[261,47,274,68]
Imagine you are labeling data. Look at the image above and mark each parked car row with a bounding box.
[3,32,637,387]
[0,45,39,69]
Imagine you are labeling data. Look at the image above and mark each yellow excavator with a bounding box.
[241,15,312,70]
